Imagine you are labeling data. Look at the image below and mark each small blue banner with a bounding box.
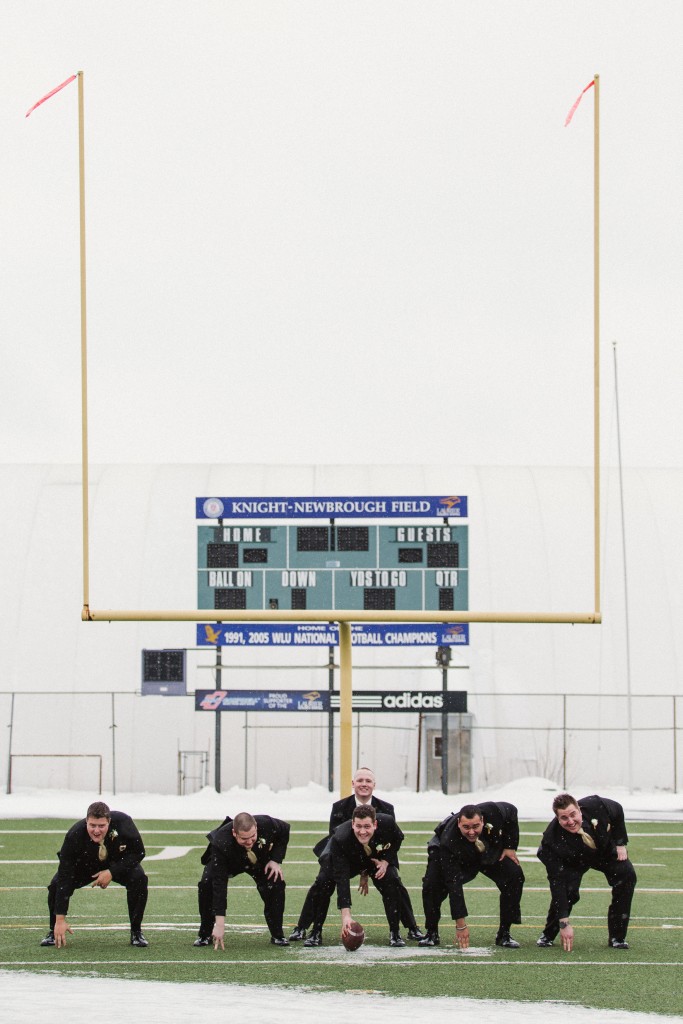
[196,623,469,647]
[196,494,467,519]
[195,689,329,712]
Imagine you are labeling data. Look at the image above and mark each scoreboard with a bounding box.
[197,523,468,612]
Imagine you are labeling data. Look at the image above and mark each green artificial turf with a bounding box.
[1,818,681,1016]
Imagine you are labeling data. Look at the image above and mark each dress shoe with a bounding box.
[608,938,629,949]
[193,936,211,947]
[418,932,440,947]
[389,931,406,947]
[130,930,149,947]
[303,930,322,947]
[270,935,290,946]
[40,931,55,947]
[407,927,426,941]
[536,934,554,947]
[495,929,520,948]
[289,927,307,941]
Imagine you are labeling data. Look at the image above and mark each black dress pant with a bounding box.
[542,858,637,942]
[296,871,418,932]
[197,864,286,939]
[308,864,402,933]
[47,863,148,931]
[421,853,524,932]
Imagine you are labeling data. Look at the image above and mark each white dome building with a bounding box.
[0,462,680,796]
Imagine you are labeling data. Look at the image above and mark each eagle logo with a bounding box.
[204,624,222,645]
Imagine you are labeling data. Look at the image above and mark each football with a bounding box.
[342,920,365,951]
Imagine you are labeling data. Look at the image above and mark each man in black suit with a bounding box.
[537,793,636,951]
[289,766,423,943]
[419,801,524,949]
[305,804,407,947]
[194,811,291,948]
[40,800,149,948]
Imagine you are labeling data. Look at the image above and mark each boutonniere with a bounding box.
[108,829,118,840]
[485,823,494,834]
[257,837,266,848]
[375,843,391,852]
[591,819,598,828]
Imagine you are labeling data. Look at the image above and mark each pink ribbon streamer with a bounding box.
[26,74,77,118]
[564,79,595,127]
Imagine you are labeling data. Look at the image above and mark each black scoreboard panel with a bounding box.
[289,525,377,566]
[142,649,186,683]
[198,524,468,611]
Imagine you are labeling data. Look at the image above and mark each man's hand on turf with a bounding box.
[54,916,73,948]
[560,920,574,952]
[212,916,225,950]
[455,918,469,949]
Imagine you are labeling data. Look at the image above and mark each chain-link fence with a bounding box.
[1,689,680,796]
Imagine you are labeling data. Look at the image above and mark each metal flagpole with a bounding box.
[612,341,633,792]
[77,71,91,617]
[593,74,601,618]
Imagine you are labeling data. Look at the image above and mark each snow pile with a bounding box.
[1,776,681,821]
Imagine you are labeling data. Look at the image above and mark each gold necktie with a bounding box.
[577,828,596,850]
[98,841,108,862]
[246,849,257,864]
[474,838,486,853]
[363,843,373,857]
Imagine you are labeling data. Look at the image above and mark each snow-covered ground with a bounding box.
[1,778,681,1023]
[1,775,681,822]
[0,972,679,1024]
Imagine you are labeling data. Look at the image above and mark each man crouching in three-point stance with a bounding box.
[419,801,524,949]
[306,804,407,947]
[537,793,637,951]
[40,801,149,948]
[194,811,291,948]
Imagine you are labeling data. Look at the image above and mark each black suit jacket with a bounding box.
[203,814,290,917]
[321,813,404,909]
[430,801,519,864]
[428,801,520,919]
[53,811,145,914]
[328,795,395,833]
[537,795,628,919]
[312,794,396,858]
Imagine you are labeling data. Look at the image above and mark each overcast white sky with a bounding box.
[2,2,682,468]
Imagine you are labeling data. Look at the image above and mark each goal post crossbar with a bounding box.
[82,608,601,625]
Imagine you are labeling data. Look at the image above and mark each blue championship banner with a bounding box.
[196,623,469,647]
[196,494,468,519]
